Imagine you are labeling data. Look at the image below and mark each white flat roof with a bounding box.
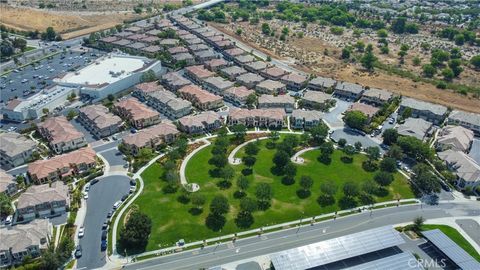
[57,55,148,86]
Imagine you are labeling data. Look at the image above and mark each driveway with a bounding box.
[76,175,131,269]
[322,99,351,128]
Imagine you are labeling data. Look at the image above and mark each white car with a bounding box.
[83,193,88,200]
[78,226,84,238]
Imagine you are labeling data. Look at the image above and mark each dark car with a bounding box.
[107,211,113,218]
[101,230,107,240]
[75,245,82,258]
[121,194,129,201]
[101,240,107,251]
[90,179,99,185]
[102,222,108,230]
[130,179,136,186]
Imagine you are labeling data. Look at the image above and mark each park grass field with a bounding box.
[136,137,414,250]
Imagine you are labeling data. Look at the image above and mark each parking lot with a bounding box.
[0,47,106,104]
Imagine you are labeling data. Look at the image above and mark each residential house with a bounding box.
[0,219,52,267]
[146,90,192,119]
[234,55,256,66]
[132,81,163,101]
[223,86,255,106]
[448,110,480,135]
[220,66,247,80]
[258,94,295,113]
[38,116,87,154]
[334,82,365,100]
[27,147,97,184]
[141,45,162,57]
[159,38,179,47]
[236,72,265,89]
[223,48,245,61]
[178,85,223,110]
[261,67,289,80]
[255,79,287,95]
[0,132,37,170]
[77,105,122,139]
[172,52,196,66]
[113,98,161,129]
[184,65,214,84]
[16,182,69,222]
[245,61,268,73]
[168,46,189,55]
[438,150,480,189]
[347,103,380,122]
[202,76,234,95]
[308,76,336,92]
[178,111,222,134]
[193,49,217,62]
[361,88,393,106]
[122,122,180,155]
[396,118,434,141]
[227,108,285,129]
[204,58,228,72]
[188,44,210,53]
[281,73,308,91]
[290,110,324,130]
[301,91,335,111]
[0,170,17,197]
[436,125,474,153]
[399,97,448,125]
[161,71,191,91]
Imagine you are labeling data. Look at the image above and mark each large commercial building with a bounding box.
[55,54,162,100]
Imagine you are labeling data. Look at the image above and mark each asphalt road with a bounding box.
[330,128,382,150]
[124,201,479,270]
[322,99,351,128]
[100,149,127,167]
[455,219,480,246]
[77,175,131,269]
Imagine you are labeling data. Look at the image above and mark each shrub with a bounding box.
[177,194,190,204]
[281,176,295,185]
[296,189,311,199]
[317,194,335,207]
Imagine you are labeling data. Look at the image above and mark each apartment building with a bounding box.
[399,97,448,125]
[334,82,365,101]
[0,132,37,170]
[223,86,255,106]
[255,80,287,95]
[436,125,474,153]
[301,90,335,111]
[236,72,265,89]
[281,73,308,91]
[178,85,224,110]
[178,111,222,134]
[360,88,394,107]
[219,66,248,80]
[202,76,234,95]
[16,182,69,222]
[132,81,164,101]
[308,76,336,92]
[113,98,161,129]
[184,65,214,84]
[0,169,17,197]
[227,108,286,129]
[38,116,87,154]
[448,110,480,135]
[161,71,191,91]
[260,66,289,80]
[258,94,295,113]
[290,110,324,130]
[146,90,192,119]
[122,122,180,155]
[78,104,123,139]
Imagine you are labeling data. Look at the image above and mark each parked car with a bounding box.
[113,201,121,210]
[121,194,129,201]
[130,179,136,186]
[102,222,108,230]
[83,193,88,200]
[101,240,107,251]
[90,179,99,185]
[101,230,107,240]
[5,215,13,225]
[78,226,84,238]
[75,245,82,258]
[107,211,113,218]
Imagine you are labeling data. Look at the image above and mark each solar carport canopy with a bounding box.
[342,252,424,270]
[269,226,405,270]
[422,229,480,270]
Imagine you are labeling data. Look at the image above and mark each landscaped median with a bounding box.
[115,130,415,254]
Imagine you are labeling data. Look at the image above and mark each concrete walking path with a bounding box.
[228,137,269,165]
[291,146,320,164]
[179,139,210,187]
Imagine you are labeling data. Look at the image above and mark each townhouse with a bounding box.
[168,46,189,55]
[223,48,246,61]
[16,182,69,222]
[122,122,180,155]
[0,132,37,170]
[308,76,336,92]
[188,44,210,53]
[261,66,289,80]
[132,81,163,101]
[301,90,335,111]
[0,219,52,268]
[447,110,480,135]
[334,81,365,101]
[77,104,123,139]
[396,118,434,141]
[290,110,324,130]
[178,85,224,110]
[360,88,394,107]
[113,98,161,129]
[234,54,256,66]
[0,169,17,197]
[258,94,295,113]
[161,71,191,91]
[281,73,308,91]
[399,97,448,125]
[220,65,248,80]
[223,86,255,106]
[146,90,192,119]
[172,52,196,66]
[255,79,287,95]
[436,125,474,153]
[438,150,480,189]
[244,61,268,73]
[193,49,217,62]
[204,58,229,72]
[38,116,87,154]
[141,45,162,57]
[178,111,222,134]
[184,65,214,84]
[202,76,234,95]
[227,108,286,129]
[27,147,97,184]
[236,72,265,89]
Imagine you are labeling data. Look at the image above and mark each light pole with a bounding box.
[296,212,304,235]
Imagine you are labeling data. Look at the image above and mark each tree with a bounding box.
[66,110,77,120]
[470,55,480,70]
[206,213,226,231]
[118,211,152,252]
[422,64,436,78]
[107,94,115,101]
[413,216,424,231]
[341,46,351,59]
[343,182,359,197]
[284,162,297,178]
[0,40,14,57]
[391,17,407,34]
[343,145,356,155]
[377,29,388,38]
[320,141,334,156]
[220,165,235,181]
[243,155,256,167]
[191,193,206,209]
[245,142,260,156]
[236,28,242,35]
[141,70,157,82]
[309,122,329,144]
[412,56,421,66]
[380,157,397,172]
[209,153,228,168]
[255,183,273,202]
[374,171,394,186]
[261,23,271,35]
[354,141,362,152]
[448,59,463,77]
[273,150,290,169]
[209,195,230,216]
[231,124,247,142]
[441,68,454,81]
[42,27,58,41]
[236,175,249,193]
[235,211,254,228]
[397,136,434,161]
[411,164,441,194]
[12,38,27,51]
[386,144,404,160]
[239,197,257,212]
[360,44,377,71]
[42,108,49,115]
[382,128,398,145]
[344,110,368,130]
[0,193,13,217]
[321,182,337,196]
[299,175,313,191]
[338,138,347,147]
[246,93,257,108]
[366,146,381,160]
[362,179,378,195]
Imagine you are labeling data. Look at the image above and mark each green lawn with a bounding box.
[421,224,480,262]
[135,137,413,251]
